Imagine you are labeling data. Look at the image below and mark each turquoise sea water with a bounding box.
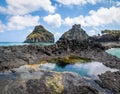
[106,48,120,58]
[0,42,54,46]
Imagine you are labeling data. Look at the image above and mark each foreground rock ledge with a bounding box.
[0,70,113,94]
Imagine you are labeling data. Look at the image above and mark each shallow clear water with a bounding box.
[106,48,120,58]
[0,62,118,82]
[0,42,54,46]
[39,62,117,78]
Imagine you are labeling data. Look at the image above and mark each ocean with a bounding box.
[106,48,120,58]
[0,42,54,46]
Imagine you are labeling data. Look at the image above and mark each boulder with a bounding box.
[96,71,120,94]
[60,24,89,41]
[24,25,54,43]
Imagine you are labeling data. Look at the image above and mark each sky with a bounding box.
[0,0,120,42]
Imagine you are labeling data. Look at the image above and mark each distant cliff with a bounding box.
[24,25,54,43]
[90,30,120,42]
[60,24,89,41]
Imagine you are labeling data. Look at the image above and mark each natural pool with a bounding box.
[0,57,118,80]
[39,62,117,79]
[6,60,117,79]
[0,60,118,93]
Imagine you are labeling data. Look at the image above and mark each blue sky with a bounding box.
[0,0,120,42]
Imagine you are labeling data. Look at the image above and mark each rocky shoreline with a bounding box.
[0,38,120,94]
[0,24,120,94]
[101,42,120,49]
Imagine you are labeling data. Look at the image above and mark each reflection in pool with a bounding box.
[39,62,117,78]
[0,62,117,80]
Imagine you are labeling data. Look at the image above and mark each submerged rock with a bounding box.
[24,25,54,43]
[60,24,89,41]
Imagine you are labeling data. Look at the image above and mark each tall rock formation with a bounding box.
[60,24,89,41]
[24,25,54,43]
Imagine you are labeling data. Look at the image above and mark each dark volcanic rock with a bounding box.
[0,26,120,94]
[90,34,120,42]
[24,25,54,43]
[96,71,120,94]
[0,70,110,94]
[1,38,120,71]
[60,24,89,41]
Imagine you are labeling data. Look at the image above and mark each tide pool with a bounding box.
[9,61,117,79]
[39,62,117,79]
[106,48,120,58]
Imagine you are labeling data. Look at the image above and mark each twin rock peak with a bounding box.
[24,24,89,43]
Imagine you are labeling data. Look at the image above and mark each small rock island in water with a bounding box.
[24,25,54,43]
[0,24,120,94]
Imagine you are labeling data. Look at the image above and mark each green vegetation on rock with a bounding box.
[24,25,54,43]
[102,30,120,36]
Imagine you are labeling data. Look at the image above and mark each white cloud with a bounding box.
[43,14,62,28]
[54,32,63,41]
[64,16,87,26]
[87,30,97,36]
[0,21,6,32]
[0,15,40,32]
[0,0,55,15]
[7,15,40,30]
[56,0,101,6]
[54,32,62,37]
[116,2,120,7]
[63,6,120,27]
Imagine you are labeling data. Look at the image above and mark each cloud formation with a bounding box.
[56,0,101,5]
[0,21,6,32]
[63,6,120,27]
[43,14,62,28]
[0,0,55,15]
[0,15,40,32]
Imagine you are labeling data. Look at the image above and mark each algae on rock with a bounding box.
[45,73,64,94]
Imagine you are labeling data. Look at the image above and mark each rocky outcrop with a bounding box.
[24,25,54,43]
[90,34,120,42]
[60,24,89,41]
[89,30,120,49]
[0,25,120,94]
[0,70,112,94]
[1,38,120,71]
[96,71,120,94]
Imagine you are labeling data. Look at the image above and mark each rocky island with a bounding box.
[0,24,120,94]
[60,24,89,41]
[24,25,54,43]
